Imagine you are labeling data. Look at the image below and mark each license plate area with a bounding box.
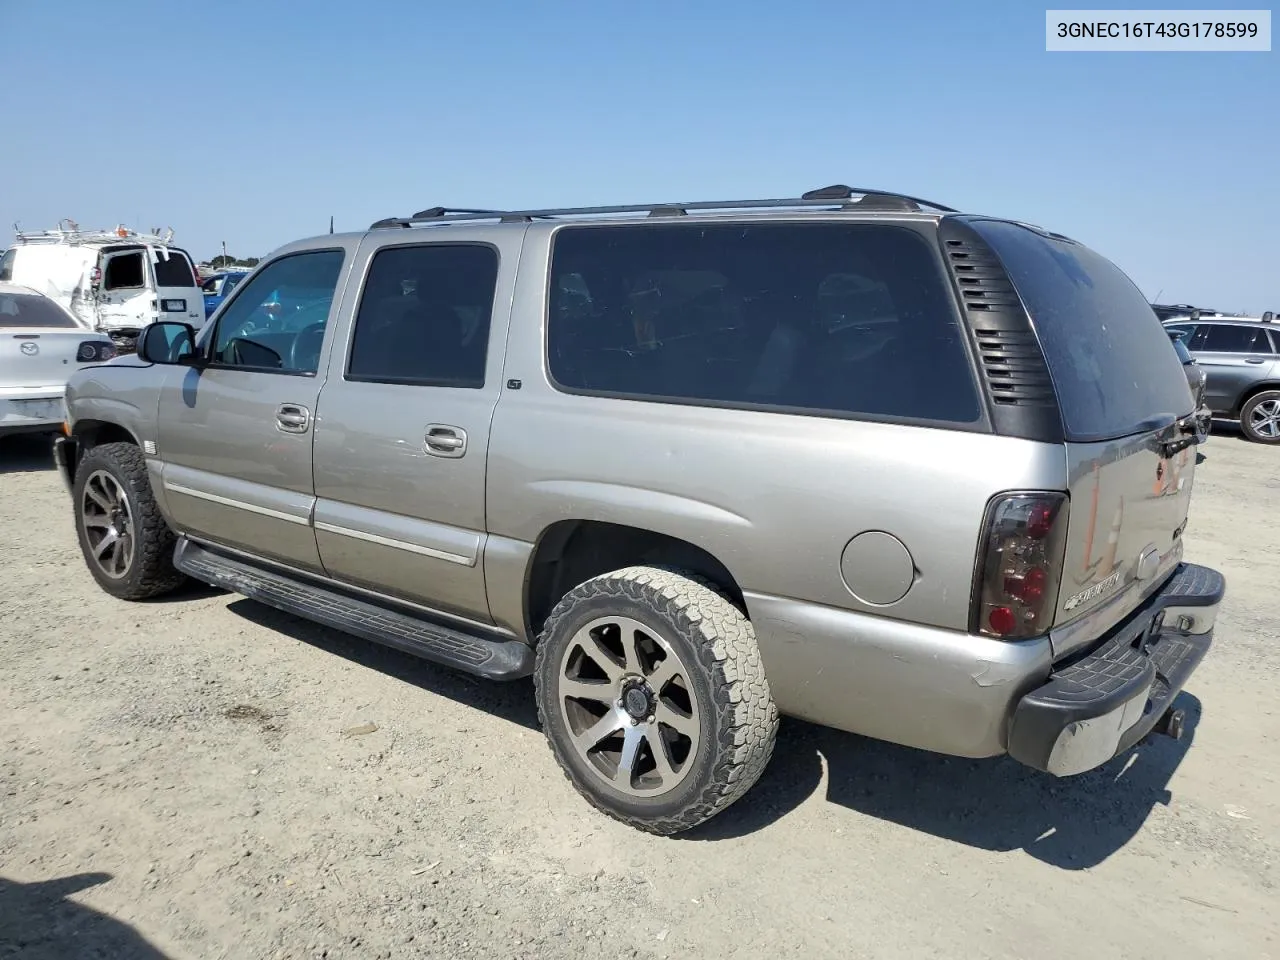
[7,397,62,422]
[162,299,187,312]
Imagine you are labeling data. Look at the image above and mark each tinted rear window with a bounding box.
[153,248,197,287]
[972,220,1192,441]
[0,292,79,328]
[547,222,982,424]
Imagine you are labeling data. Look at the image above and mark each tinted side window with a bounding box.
[104,252,145,290]
[0,249,14,282]
[347,244,498,388]
[547,222,982,424]
[971,220,1192,441]
[1199,324,1269,353]
[210,249,345,374]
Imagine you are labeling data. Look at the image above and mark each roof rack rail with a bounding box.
[367,184,957,229]
[13,220,178,247]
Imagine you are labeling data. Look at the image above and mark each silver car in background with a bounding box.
[1163,316,1280,443]
[0,282,116,438]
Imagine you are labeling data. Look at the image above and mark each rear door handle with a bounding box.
[425,424,467,458]
[1246,358,1266,364]
[276,403,311,433]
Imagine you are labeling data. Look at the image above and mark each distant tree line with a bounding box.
[204,254,260,269]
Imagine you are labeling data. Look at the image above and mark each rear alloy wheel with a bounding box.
[534,565,778,835]
[1240,390,1280,444]
[73,441,188,600]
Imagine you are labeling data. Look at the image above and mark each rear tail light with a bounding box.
[77,340,117,363]
[972,492,1069,641]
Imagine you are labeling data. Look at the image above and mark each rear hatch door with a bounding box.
[150,246,206,329]
[971,220,1198,655]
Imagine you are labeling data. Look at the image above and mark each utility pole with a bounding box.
[221,240,228,264]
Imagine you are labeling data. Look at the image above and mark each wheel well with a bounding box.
[71,420,139,470]
[1235,382,1280,415]
[525,520,745,638]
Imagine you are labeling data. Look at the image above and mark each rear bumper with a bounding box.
[1008,562,1224,776]
[0,393,66,435]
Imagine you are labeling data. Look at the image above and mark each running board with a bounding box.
[173,538,533,681]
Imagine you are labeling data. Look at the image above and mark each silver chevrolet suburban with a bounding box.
[55,186,1225,835]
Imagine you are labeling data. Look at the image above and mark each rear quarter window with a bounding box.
[972,220,1192,441]
[546,221,983,425]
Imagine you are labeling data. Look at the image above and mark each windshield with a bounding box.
[972,220,1192,441]
[0,291,80,328]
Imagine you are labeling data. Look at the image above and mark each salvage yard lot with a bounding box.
[1,431,1277,960]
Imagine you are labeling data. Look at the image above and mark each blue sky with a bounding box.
[1,0,1276,310]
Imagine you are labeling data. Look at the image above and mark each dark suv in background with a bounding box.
[1164,316,1280,443]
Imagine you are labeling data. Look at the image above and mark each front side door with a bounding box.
[97,248,152,330]
[1186,322,1275,412]
[311,231,518,623]
[155,244,355,572]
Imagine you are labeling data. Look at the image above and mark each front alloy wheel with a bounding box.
[80,469,136,579]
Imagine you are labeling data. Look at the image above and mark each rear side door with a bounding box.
[1186,322,1273,412]
[154,242,357,572]
[97,249,152,329]
[310,230,519,624]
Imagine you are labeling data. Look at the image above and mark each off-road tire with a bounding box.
[73,441,187,600]
[1240,390,1280,444]
[534,565,778,835]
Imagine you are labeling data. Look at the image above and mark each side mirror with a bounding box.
[138,321,199,365]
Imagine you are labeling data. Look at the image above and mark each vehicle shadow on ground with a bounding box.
[221,597,1197,867]
[686,693,1202,869]
[0,873,170,959]
[225,598,541,731]
[0,434,56,474]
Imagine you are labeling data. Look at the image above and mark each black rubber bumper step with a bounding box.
[1008,562,1224,775]
[173,538,534,681]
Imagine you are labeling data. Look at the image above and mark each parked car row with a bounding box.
[0,223,205,354]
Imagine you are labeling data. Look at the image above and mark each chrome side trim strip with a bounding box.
[314,520,475,567]
[164,482,310,526]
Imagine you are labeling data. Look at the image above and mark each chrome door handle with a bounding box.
[276,404,311,433]
[425,424,467,457]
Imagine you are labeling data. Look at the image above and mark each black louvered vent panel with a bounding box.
[943,237,1055,408]
[973,329,1055,405]
[944,238,1021,311]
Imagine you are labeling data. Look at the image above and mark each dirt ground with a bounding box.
[1,429,1277,960]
